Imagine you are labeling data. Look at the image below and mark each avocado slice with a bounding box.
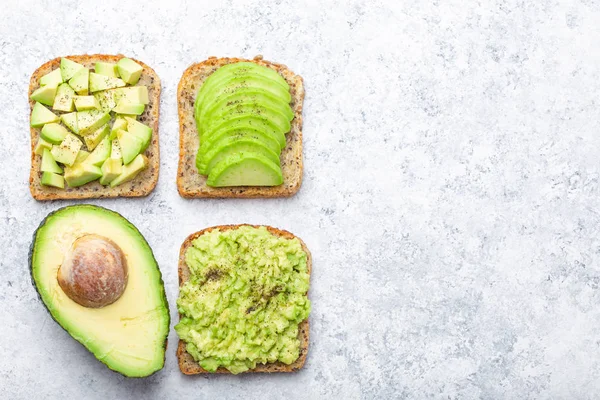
[202,115,287,148]
[198,89,293,123]
[51,134,82,166]
[99,158,123,185]
[71,150,90,165]
[84,124,110,151]
[124,117,152,151]
[34,137,53,155]
[68,67,89,95]
[40,123,69,144]
[95,62,119,78]
[114,86,149,105]
[113,100,145,116]
[110,154,147,187]
[116,58,143,85]
[77,110,110,136]
[60,58,85,81]
[31,102,60,127]
[84,136,111,166]
[60,112,78,134]
[89,73,126,93]
[206,152,283,187]
[93,90,117,112]
[74,95,100,111]
[198,137,281,175]
[40,171,64,188]
[40,69,63,87]
[53,83,76,112]
[200,104,291,140]
[30,205,169,376]
[31,84,58,106]
[199,127,282,159]
[64,163,102,187]
[110,139,122,161]
[41,148,63,174]
[110,116,128,140]
[117,129,143,165]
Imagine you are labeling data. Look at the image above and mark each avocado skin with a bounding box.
[29,204,170,378]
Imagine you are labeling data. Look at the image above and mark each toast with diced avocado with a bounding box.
[176,224,311,374]
[177,56,304,198]
[29,54,160,200]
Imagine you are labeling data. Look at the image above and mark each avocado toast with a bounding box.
[177,56,304,198]
[29,54,160,200]
[176,225,311,374]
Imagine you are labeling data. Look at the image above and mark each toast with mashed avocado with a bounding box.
[176,225,311,374]
[176,56,304,198]
[28,54,160,200]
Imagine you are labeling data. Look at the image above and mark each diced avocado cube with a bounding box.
[72,150,90,165]
[77,110,110,135]
[116,58,143,85]
[50,134,82,166]
[39,69,63,87]
[60,58,85,81]
[41,148,63,174]
[61,112,78,134]
[84,136,111,166]
[89,72,125,93]
[110,154,147,187]
[110,139,122,161]
[117,129,143,165]
[84,124,110,150]
[64,163,102,187]
[53,83,75,112]
[30,84,58,106]
[113,86,149,104]
[93,90,117,112]
[68,67,89,95]
[110,116,128,140]
[99,158,123,185]
[74,95,100,111]
[113,100,145,116]
[41,171,65,189]
[40,123,69,144]
[95,62,119,78]
[31,102,60,127]
[34,137,53,155]
[124,117,152,151]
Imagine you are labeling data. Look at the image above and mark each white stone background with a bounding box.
[1,0,600,398]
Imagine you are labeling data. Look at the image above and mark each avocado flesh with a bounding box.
[202,116,287,148]
[199,138,280,175]
[31,84,58,106]
[30,205,170,377]
[31,103,60,127]
[207,153,283,187]
[64,163,102,187]
[196,76,291,119]
[40,69,63,87]
[199,89,293,124]
[200,104,291,140]
[199,127,282,160]
[40,171,64,188]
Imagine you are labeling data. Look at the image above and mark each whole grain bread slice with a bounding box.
[177,224,311,374]
[176,56,304,198]
[29,54,160,200]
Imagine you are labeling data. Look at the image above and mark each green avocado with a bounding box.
[30,205,170,377]
[200,104,291,139]
[51,134,82,167]
[199,126,282,158]
[110,154,147,187]
[89,73,126,93]
[124,117,152,151]
[40,123,68,144]
[40,171,64,188]
[40,69,63,87]
[74,95,100,111]
[117,58,143,85]
[117,129,143,165]
[60,58,84,81]
[31,102,60,127]
[84,124,110,151]
[207,152,283,187]
[34,137,53,155]
[202,116,287,148]
[61,112,78,134]
[30,84,58,106]
[95,62,120,78]
[99,158,123,185]
[41,148,63,174]
[198,89,293,123]
[77,110,110,136]
[64,163,102,187]
[175,226,310,373]
[68,67,89,95]
[198,136,280,175]
[84,136,111,166]
[53,83,76,113]
[113,101,145,116]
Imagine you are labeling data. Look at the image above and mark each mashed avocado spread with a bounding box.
[175,226,311,374]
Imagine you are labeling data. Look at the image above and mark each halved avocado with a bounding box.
[198,89,293,123]
[30,205,169,377]
[200,104,291,139]
[198,136,281,175]
[206,152,283,187]
[198,127,282,160]
[196,76,291,119]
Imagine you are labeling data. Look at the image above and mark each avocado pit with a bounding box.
[57,234,128,308]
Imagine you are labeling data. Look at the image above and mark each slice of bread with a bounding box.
[29,54,160,200]
[176,56,304,198]
[177,224,311,374]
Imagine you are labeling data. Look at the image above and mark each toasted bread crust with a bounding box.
[29,54,160,200]
[176,56,304,198]
[176,224,311,374]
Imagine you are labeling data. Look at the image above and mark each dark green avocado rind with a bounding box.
[29,204,170,378]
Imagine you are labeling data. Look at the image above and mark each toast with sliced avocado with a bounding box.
[176,224,311,374]
[177,56,304,198]
[29,54,160,200]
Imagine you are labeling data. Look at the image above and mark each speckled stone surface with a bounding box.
[1,0,600,398]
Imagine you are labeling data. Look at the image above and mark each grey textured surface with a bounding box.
[1,0,600,398]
